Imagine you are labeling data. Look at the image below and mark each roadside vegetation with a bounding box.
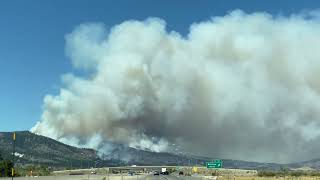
[258,169,320,177]
[0,151,51,177]
[17,165,51,177]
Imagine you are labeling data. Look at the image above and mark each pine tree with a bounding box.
[0,151,3,177]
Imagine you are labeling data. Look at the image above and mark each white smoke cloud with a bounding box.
[32,10,320,163]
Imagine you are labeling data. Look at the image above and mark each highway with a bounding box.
[1,175,208,180]
[138,174,205,180]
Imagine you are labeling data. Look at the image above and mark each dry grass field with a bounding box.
[217,176,320,180]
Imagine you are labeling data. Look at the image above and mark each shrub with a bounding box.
[257,170,277,177]
[290,171,304,176]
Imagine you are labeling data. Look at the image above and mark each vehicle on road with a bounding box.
[91,168,97,174]
[153,171,160,175]
[161,171,169,175]
[179,171,184,175]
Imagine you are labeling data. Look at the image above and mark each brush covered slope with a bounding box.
[0,131,119,168]
[1,131,319,170]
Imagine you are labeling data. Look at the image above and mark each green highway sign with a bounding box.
[206,160,222,168]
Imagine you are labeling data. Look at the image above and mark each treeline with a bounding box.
[18,165,51,177]
[258,169,320,177]
[0,153,51,177]
[0,153,14,177]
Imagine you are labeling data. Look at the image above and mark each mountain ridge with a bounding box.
[0,131,318,170]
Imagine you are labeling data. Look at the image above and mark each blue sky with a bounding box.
[0,0,319,132]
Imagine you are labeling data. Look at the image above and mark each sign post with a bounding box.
[12,132,16,180]
[206,160,222,169]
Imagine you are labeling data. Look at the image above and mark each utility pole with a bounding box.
[12,132,16,180]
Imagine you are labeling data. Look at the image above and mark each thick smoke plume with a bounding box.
[32,10,320,163]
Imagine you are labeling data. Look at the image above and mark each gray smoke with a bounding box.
[32,10,320,163]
